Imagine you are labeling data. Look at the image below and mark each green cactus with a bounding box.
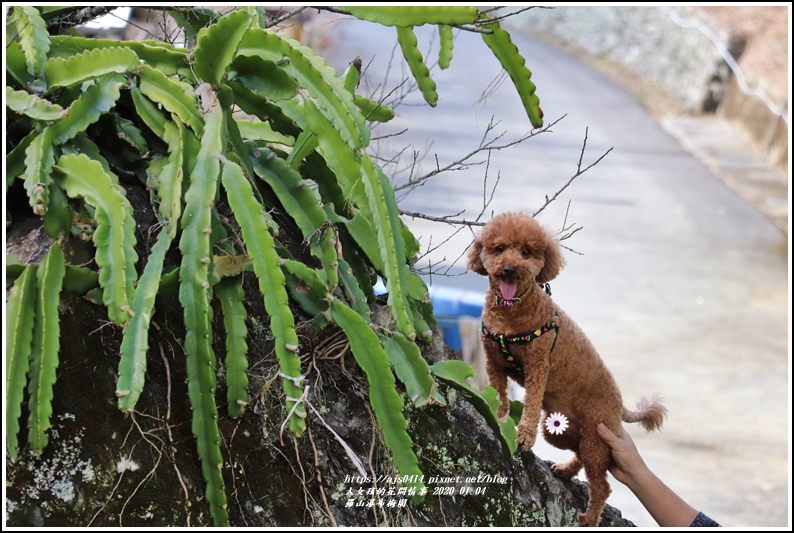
[6,267,38,462]
[27,243,66,453]
[4,6,548,525]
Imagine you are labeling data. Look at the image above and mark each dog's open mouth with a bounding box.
[499,278,518,302]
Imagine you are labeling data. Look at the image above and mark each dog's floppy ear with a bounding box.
[537,236,565,284]
[466,234,487,275]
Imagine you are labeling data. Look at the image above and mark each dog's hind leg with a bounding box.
[543,425,583,478]
[577,433,613,527]
[551,454,582,479]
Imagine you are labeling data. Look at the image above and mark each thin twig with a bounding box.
[87,423,137,526]
[157,342,190,519]
[45,6,115,34]
[533,127,613,217]
[265,6,309,29]
[290,434,313,523]
[118,416,166,526]
[475,6,551,26]
[307,425,338,526]
[399,123,609,232]
[393,115,563,195]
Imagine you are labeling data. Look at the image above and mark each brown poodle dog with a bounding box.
[467,211,667,527]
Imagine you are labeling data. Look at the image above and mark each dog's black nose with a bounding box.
[503,266,516,277]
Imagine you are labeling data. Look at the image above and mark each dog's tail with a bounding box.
[622,394,667,432]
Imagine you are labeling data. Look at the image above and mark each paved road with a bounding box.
[320,16,790,528]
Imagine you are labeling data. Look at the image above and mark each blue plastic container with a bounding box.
[428,286,485,351]
[372,280,485,351]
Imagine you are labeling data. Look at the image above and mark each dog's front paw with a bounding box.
[517,422,537,449]
[496,401,509,419]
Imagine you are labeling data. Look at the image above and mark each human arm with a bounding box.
[596,423,705,527]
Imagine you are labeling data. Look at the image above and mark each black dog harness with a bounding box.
[481,320,559,377]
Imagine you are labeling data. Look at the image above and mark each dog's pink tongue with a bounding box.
[499,279,517,301]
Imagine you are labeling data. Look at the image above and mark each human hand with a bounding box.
[596,423,649,488]
[597,423,704,527]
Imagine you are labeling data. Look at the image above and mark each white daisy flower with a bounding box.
[545,412,569,435]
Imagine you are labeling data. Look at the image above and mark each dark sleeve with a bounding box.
[690,511,721,527]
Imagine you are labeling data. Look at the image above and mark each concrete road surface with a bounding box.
[318,15,790,528]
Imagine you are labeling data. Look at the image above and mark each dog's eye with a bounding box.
[495,245,505,253]
[522,248,531,257]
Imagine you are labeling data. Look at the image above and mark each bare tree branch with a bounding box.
[392,115,564,199]
[555,200,585,255]
[266,6,310,30]
[479,152,500,221]
[475,6,553,26]
[45,6,116,35]
[400,210,468,225]
[396,121,611,243]
[532,127,613,217]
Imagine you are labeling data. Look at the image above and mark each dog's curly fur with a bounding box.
[467,211,667,527]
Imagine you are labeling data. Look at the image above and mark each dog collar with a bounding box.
[481,320,559,376]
